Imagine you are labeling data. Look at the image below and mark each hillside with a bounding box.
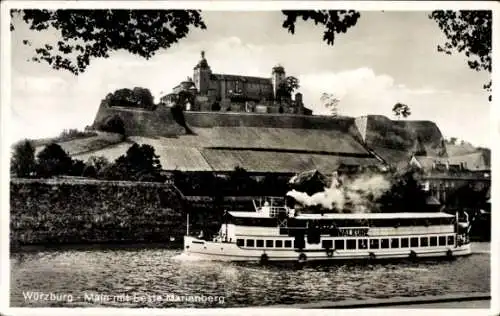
[28,103,490,174]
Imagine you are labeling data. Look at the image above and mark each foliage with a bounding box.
[429,10,492,100]
[98,115,126,135]
[227,166,257,195]
[103,87,156,110]
[378,168,428,213]
[392,102,411,119]
[69,159,86,176]
[11,139,36,177]
[281,10,361,46]
[83,156,110,177]
[320,93,340,116]
[445,182,489,210]
[36,143,73,177]
[11,9,206,75]
[99,143,164,182]
[276,76,300,101]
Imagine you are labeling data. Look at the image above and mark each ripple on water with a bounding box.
[10,243,490,307]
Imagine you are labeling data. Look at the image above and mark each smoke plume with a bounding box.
[286,172,392,213]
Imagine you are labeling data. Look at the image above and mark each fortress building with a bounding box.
[160,51,311,115]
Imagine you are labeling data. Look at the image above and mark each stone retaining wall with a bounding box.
[10,178,189,246]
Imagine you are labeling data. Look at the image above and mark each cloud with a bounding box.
[298,68,454,117]
[13,75,68,95]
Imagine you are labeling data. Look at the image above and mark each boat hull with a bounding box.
[183,236,472,262]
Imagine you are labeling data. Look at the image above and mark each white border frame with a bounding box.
[1,1,498,316]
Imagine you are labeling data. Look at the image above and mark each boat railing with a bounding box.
[269,206,289,218]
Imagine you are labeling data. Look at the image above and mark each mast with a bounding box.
[224,209,228,242]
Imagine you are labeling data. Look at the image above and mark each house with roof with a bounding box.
[407,153,490,204]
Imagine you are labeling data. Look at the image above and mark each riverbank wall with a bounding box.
[10,178,194,247]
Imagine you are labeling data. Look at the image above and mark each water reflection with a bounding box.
[10,243,490,307]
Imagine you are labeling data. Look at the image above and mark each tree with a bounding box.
[36,143,73,177]
[228,166,256,195]
[276,76,300,102]
[11,139,36,177]
[320,93,340,116]
[100,143,164,182]
[68,159,86,176]
[103,87,156,109]
[429,11,492,100]
[11,9,206,75]
[87,156,110,172]
[392,102,411,119]
[84,155,110,177]
[378,167,428,213]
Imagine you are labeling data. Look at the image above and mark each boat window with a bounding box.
[322,240,333,249]
[447,235,455,246]
[275,240,283,248]
[439,236,446,246]
[420,237,429,247]
[391,238,399,248]
[430,236,437,247]
[369,239,379,249]
[335,239,345,250]
[346,239,356,250]
[256,239,264,248]
[246,239,254,247]
[266,240,274,248]
[284,240,292,248]
[237,239,244,247]
[358,239,368,250]
[381,238,389,249]
[410,237,419,247]
[401,238,409,248]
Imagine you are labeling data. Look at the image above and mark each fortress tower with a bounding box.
[272,65,286,100]
[193,51,211,95]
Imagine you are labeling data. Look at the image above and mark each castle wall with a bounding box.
[360,115,447,157]
[93,103,187,137]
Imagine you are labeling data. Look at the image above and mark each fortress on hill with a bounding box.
[82,51,489,179]
[159,51,311,115]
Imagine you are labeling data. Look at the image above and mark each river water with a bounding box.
[10,242,490,308]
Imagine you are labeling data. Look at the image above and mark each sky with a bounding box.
[9,10,492,147]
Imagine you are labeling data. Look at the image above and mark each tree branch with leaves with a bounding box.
[321,93,340,116]
[429,10,492,101]
[11,9,206,75]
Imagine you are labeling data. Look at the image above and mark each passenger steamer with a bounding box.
[183,197,472,262]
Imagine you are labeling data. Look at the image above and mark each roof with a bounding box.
[411,152,489,172]
[448,152,489,171]
[296,212,454,219]
[200,149,380,174]
[289,169,328,185]
[75,143,381,174]
[211,73,271,85]
[228,211,454,219]
[371,147,411,167]
[130,126,371,154]
[426,196,441,206]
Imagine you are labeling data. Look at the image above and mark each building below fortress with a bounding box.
[160,51,311,115]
